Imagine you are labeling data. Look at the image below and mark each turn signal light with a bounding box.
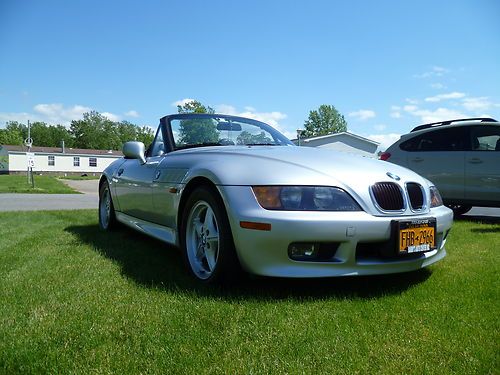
[240,221,272,231]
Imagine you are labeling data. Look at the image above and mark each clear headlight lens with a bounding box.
[280,187,303,209]
[252,186,362,211]
[429,186,443,207]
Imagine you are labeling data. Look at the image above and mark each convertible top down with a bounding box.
[99,113,453,283]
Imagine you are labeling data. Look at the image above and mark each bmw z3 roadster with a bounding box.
[99,113,453,283]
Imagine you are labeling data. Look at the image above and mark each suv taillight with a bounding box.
[379,152,391,161]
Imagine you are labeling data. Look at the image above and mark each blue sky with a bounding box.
[1,0,499,149]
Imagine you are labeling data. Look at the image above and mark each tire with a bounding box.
[180,186,240,284]
[99,180,118,230]
[447,204,472,217]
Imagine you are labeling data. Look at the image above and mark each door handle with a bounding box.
[468,158,483,164]
[411,157,424,162]
[117,168,124,176]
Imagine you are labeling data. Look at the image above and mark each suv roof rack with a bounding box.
[410,117,498,132]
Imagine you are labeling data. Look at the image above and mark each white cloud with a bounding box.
[405,98,419,105]
[0,103,121,127]
[215,104,238,114]
[390,106,402,118]
[403,105,418,112]
[172,98,196,107]
[366,133,401,151]
[462,97,494,112]
[348,109,376,121]
[374,124,387,131]
[414,66,450,79]
[125,110,139,118]
[0,111,34,126]
[430,83,446,90]
[215,104,292,138]
[33,103,94,125]
[214,104,287,127]
[403,105,467,123]
[424,92,466,102]
[238,110,287,127]
[101,112,121,122]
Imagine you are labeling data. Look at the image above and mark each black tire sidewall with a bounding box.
[448,204,472,217]
[99,180,117,230]
[180,186,238,283]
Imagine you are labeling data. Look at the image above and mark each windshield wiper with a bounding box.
[175,142,221,150]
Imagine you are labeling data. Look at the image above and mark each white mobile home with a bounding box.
[0,144,123,175]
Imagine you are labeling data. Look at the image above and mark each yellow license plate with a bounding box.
[398,219,436,253]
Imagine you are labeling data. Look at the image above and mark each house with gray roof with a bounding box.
[0,144,123,175]
[293,132,379,158]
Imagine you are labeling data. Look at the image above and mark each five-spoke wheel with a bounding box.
[186,201,220,279]
[181,186,239,283]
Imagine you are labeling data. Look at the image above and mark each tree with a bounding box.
[48,124,74,148]
[302,104,347,138]
[70,111,118,150]
[1,112,155,150]
[0,122,25,145]
[136,126,155,146]
[177,100,215,114]
[176,100,219,144]
[236,131,272,145]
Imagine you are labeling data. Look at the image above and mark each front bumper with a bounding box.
[220,186,453,278]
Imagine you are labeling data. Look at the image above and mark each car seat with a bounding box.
[473,137,480,150]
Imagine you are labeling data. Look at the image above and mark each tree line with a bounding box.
[0,111,154,150]
[0,103,347,150]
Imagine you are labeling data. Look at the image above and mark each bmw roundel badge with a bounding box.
[386,172,400,181]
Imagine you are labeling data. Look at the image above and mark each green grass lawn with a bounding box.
[0,175,79,194]
[0,210,498,374]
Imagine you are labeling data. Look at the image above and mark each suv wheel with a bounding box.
[447,204,472,217]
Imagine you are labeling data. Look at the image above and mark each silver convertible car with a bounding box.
[99,113,453,283]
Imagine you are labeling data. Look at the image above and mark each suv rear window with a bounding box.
[471,126,500,151]
[400,127,469,152]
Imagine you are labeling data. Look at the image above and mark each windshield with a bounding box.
[169,115,294,150]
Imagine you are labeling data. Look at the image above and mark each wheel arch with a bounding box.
[177,176,242,282]
[98,174,108,190]
[177,176,222,232]
[99,173,121,212]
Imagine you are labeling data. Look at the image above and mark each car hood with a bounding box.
[169,146,428,190]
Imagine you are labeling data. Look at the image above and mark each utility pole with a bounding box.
[25,120,34,187]
[296,129,303,146]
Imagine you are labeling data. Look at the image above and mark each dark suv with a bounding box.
[381,118,500,215]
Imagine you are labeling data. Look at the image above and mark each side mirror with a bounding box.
[123,141,146,164]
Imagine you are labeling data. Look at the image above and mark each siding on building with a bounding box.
[0,145,123,174]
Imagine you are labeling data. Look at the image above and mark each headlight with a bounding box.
[252,186,362,211]
[429,186,443,207]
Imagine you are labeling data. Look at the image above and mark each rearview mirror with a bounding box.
[123,141,146,164]
[217,121,242,131]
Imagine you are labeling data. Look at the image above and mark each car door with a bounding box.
[405,126,468,201]
[465,125,500,203]
[113,126,166,221]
